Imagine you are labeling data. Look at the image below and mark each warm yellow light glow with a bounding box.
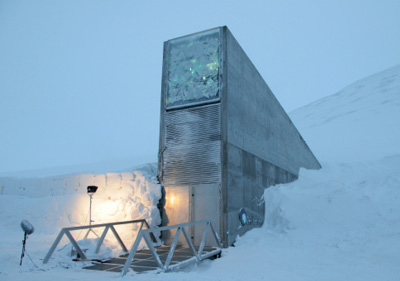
[169,195,176,205]
[95,199,119,218]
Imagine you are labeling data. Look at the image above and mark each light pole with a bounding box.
[84,185,99,239]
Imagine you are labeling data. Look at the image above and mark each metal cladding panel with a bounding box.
[163,104,221,186]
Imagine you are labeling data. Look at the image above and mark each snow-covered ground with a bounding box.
[1,64,399,280]
[290,64,400,163]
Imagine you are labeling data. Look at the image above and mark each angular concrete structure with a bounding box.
[158,26,321,247]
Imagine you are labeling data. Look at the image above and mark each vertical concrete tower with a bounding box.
[158,26,320,247]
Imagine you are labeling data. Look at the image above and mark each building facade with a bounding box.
[158,26,321,247]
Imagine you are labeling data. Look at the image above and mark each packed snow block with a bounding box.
[158,26,320,247]
[0,169,162,235]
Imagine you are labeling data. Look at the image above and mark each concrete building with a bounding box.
[158,26,321,247]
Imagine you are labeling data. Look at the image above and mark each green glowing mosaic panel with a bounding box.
[166,29,220,108]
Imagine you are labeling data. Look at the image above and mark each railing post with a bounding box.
[95,225,109,254]
[209,221,222,248]
[64,230,87,259]
[163,227,182,270]
[198,222,210,258]
[43,229,66,264]
[109,225,128,252]
[143,219,160,243]
[143,232,164,268]
[181,226,199,260]
[121,231,143,277]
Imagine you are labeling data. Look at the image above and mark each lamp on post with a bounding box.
[84,185,99,239]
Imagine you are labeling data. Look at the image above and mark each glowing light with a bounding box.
[169,195,176,205]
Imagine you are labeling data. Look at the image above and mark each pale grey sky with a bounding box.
[1,0,399,173]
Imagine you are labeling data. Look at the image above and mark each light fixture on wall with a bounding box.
[239,208,247,226]
[239,207,264,227]
[84,185,99,239]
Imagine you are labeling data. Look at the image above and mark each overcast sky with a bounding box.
[1,0,399,174]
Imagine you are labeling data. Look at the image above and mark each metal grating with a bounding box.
[83,245,221,274]
[162,104,221,186]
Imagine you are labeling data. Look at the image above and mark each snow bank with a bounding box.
[0,163,161,279]
[208,155,400,281]
[264,156,400,239]
[0,163,161,233]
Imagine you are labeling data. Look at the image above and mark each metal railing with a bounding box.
[121,220,222,277]
[43,219,160,264]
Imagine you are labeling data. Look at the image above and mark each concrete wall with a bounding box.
[221,27,321,246]
[223,27,320,175]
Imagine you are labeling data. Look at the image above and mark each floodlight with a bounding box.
[87,185,98,196]
[84,186,99,239]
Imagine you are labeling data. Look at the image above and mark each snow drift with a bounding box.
[0,164,162,280]
[0,164,161,234]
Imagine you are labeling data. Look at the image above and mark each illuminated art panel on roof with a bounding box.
[166,29,220,109]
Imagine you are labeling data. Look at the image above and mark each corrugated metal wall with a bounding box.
[162,103,221,186]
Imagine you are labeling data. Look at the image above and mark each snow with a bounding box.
[0,164,162,280]
[290,64,400,162]
[1,64,400,280]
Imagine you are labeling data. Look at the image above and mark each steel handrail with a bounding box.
[120,220,222,277]
[43,219,160,264]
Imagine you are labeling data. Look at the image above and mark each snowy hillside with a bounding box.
[290,64,400,163]
[1,65,400,280]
